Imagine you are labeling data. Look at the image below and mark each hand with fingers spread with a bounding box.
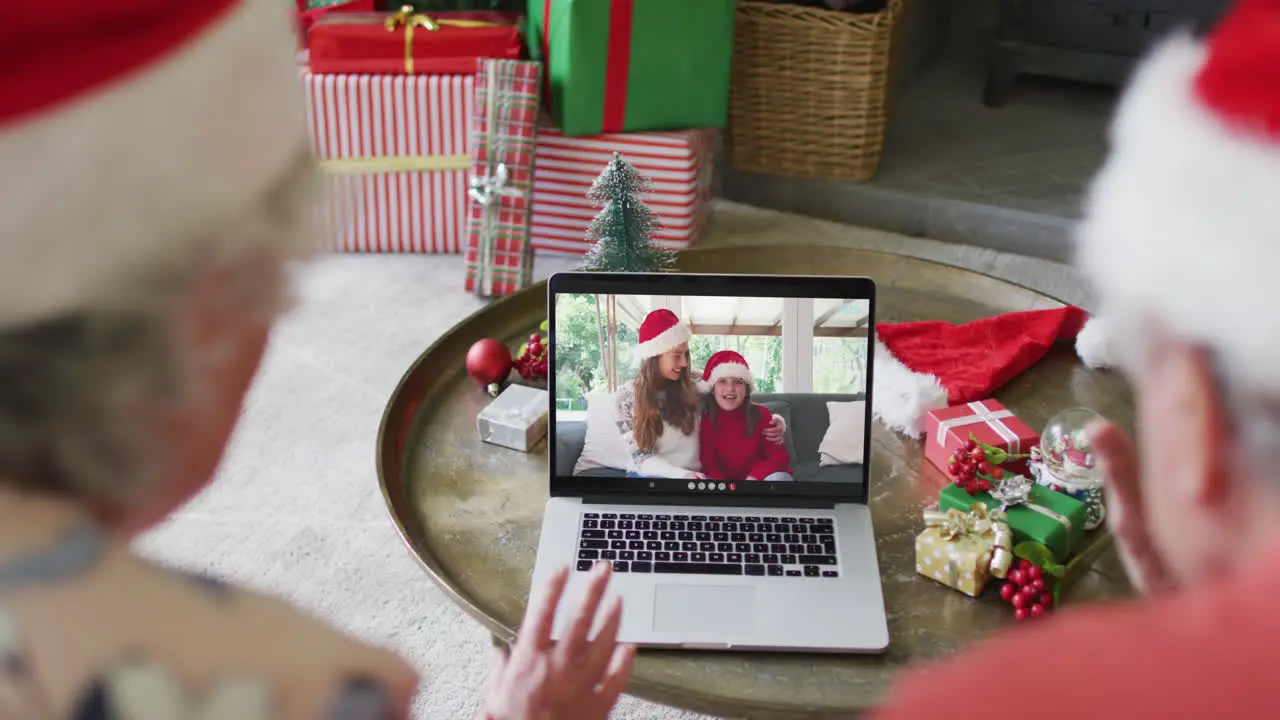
[482,562,636,720]
[1087,420,1177,595]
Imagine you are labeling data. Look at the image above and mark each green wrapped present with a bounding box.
[940,475,1087,563]
[527,0,736,136]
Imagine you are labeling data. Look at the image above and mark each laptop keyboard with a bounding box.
[574,512,840,578]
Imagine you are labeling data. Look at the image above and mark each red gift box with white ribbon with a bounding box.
[923,400,1039,477]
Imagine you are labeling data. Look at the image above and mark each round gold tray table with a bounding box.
[377,245,1135,719]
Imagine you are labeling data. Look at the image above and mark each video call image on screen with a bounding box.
[552,291,870,488]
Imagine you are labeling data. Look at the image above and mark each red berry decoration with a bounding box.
[964,439,977,452]
[466,338,514,389]
[514,331,549,380]
[999,557,1058,623]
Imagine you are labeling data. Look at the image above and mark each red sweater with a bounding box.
[699,404,792,481]
[872,540,1280,720]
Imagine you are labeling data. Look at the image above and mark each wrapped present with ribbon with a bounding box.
[527,0,736,136]
[530,119,715,256]
[295,0,376,50]
[307,4,521,75]
[915,503,1014,597]
[477,382,549,451]
[940,473,1087,563]
[464,58,542,297]
[303,70,474,253]
[924,399,1039,478]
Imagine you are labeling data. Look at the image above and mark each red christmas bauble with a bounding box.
[466,338,513,388]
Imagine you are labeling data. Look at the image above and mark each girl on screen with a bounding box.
[697,351,795,482]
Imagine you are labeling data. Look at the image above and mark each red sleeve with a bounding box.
[748,406,791,479]
[870,602,1167,720]
[699,416,724,480]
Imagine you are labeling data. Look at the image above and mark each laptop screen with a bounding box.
[547,272,875,504]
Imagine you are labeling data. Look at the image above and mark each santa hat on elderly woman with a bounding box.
[698,350,753,394]
[0,0,308,329]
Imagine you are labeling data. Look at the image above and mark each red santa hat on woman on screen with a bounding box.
[634,308,693,360]
[0,0,309,329]
[698,350,753,394]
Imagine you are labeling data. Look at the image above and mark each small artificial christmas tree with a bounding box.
[578,152,677,274]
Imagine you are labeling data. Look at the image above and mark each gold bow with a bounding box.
[385,5,508,74]
[923,503,1014,579]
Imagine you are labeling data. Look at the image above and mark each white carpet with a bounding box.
[133,201,1090,719]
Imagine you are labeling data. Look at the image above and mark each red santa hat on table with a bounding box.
[1073,0,1280,398]
[698,350,753,394]
[0,0,309,329]
[873,306,1106,437]
[635,309,693,360]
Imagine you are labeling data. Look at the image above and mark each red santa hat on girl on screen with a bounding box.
[634,308,693,360]
[0,0,309,329]
[698,350,753,394]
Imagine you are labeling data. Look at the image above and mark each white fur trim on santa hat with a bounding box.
[1075,32,1280,396]
[634,320,692,360]
[1074,317,1113,369]
[696,362,753,394]
[0,0,309,328]
[870,341,949,438]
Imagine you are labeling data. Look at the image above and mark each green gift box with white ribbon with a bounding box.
[939,477,1087,563]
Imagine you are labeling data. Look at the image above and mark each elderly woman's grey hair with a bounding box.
[0,151,322,509]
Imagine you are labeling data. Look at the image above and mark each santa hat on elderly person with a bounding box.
[873,306,1109,438]
[635,309,693,359]
[698,350,753,394]
[0,0,309,329]
[1072,0,1280,400]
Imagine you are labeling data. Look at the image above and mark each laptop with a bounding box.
[530,271,889,654]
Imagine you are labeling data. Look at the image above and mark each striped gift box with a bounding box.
[303,71,474,253]
[530,123,715,256]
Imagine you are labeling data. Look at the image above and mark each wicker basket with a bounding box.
[726,0,905,183]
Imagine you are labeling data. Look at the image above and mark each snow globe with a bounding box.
[1029,406,1106,530]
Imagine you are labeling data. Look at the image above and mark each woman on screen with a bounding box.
[697,351,795,483]
[614,310,785,479]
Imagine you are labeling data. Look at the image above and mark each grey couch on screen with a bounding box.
[554,393,865,483]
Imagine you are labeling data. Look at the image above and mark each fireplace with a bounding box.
[983,0,1231,106]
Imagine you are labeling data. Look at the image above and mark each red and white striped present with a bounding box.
[303,71,474,253]
[530,123,715,256]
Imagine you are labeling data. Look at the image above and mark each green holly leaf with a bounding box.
[1044,564,1067,579]
[1013,541,1055,568]
[517,343,528,357]
[969,432,1031,465]
[539,319,548,332]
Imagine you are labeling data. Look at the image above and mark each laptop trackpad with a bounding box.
[652,584,756,634]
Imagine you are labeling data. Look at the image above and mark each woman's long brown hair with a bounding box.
[633,354,701,453]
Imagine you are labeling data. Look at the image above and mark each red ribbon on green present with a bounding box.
[540,0,635,134]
